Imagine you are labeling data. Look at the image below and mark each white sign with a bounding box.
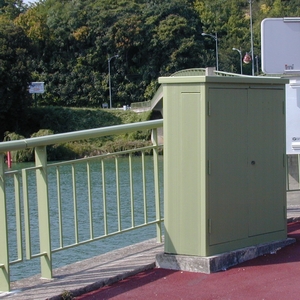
[286,79,300,154]
[29,82,45,94]
[261,18,300,74]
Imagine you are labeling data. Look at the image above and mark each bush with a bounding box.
[4,108,155,161]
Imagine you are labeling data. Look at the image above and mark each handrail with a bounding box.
[0,120,163,152]
[0,119,164,292]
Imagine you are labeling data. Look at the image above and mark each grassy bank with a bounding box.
[4,106,155,162]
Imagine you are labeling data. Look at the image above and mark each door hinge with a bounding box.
[208,219,212,234]
[208,160,211,175]
[208,101,211,116]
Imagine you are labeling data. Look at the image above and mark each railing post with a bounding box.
[152,129,162,243]
[0,153,10,292]
[35,146,52,279]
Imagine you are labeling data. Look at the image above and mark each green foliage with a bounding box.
[0,16,32,137]
[8,0,206,109]
[1,0,300,137]
[61,290,73,300]
[4,131,32,162]
[6,107,153,161]
[21,106,144,134]
[0,0,25,19]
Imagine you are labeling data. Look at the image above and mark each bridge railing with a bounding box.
[131,100,151,112]
[0,120,164,292]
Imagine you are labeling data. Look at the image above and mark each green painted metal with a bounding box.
[171,68,206,76]
[87,161,94,239]
[72,164,79,244]
[14,172,23,261]
[115,157,122,232]
[131,100,151,111]
[22,169,32,260]
[152,128,162,243]
[35,146,52,279]
[160,74,288,256]
[142,152,148,224]
[56,166,63,248]
[55,166,64,248]
[129,153,135,228]
[0,153,10,292]
[0,120,163,152]
[0,120,163,292]
[101,159,108,235]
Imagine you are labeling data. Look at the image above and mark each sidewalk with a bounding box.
[1,239,164,300]
[76,220,300,300]
[1,191,300,300]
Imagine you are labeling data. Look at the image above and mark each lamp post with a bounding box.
[202,32,218,71]
[232,48,243,74]
[249,0,255,76]
[255,55,259,75]
[108,54,119,109]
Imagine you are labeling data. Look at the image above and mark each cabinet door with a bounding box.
[208,88,248,245]
[164,85,207,256]
[247,88,286,236]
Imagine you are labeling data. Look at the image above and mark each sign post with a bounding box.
[261,18,300,154]
[29,82,45,107]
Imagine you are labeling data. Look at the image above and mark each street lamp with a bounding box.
[232,48,243,74]
[255,55,259,75]
[249,0,255,76]
[202,32,218,71]
[108,54,119,109]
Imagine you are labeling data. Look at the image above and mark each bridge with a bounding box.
[1,70,300,297]
[0,120,164,293]
[131,68,209,115]
[130,67,241,115]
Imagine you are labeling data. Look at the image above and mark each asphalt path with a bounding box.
[76,221,300,300]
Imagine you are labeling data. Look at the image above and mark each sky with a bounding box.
[23,0,39,4]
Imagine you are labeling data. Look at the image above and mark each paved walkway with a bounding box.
[1,191,300,300]
[1,239,164,300]
[77,220,300,300]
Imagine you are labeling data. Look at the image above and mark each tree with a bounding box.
[0,16,32,137]
[15,0,300,109]
[0,0,26,19]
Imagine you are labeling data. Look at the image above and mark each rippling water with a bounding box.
[5,156,164,281]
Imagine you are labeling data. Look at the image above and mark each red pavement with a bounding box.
[75,221,300,300]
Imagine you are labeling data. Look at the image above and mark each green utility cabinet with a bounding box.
[159,75,288,257]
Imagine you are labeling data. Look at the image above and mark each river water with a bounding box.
[5,156,164,282]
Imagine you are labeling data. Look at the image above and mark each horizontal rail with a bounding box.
[0,120,163,152]
[51,219,160,253]
[0,120,164,292]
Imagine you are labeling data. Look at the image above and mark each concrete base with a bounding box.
[156,238,296,274]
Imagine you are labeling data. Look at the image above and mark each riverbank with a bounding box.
[4,107,156,162]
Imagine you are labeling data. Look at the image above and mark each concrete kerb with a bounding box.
[155,238,296,274]
[1,238,164,300]
[154,193,300,275]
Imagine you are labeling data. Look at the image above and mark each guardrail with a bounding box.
[0,120,164,292]
[131,100,151,112]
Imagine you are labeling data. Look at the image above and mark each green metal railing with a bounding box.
[131,100,151,111]
[131,69,207,112]
[287,155,300,192]
[0,120,163,292]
